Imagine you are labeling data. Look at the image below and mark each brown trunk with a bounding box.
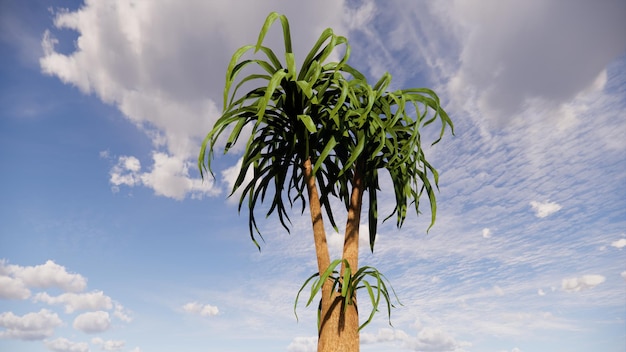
[303,158,331,278]
[319,165,365,352]
[302,158,335,351]
[304,158,364,352]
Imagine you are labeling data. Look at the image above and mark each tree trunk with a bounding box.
[304,158,364,352]
[303,158,360,351]
[302,158,335,350]
[303,158,331,283]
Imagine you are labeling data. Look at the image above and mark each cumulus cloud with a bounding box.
[0,259,86,294]
[610,238,626,249]
[45,337,89,352]
[529,201,562,218]
[0,309,62,340]
[109,153,219,200]
[73,311,111,333]
[408,327,469,352]
[33,291,113,313]
[562,275,606,292]
[181,302,219,317]
[40,0,353,200]
[287,336,317,352]
[92,337,126,351]
[443,0,626,125]
[482,228,492,238]
[0,273,30,300]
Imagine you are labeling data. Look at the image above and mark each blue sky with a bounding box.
[1,1,625,351]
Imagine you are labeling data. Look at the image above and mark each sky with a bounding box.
[1,1,625,351]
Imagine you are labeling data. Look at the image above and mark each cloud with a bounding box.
[482,228,492,238]
[73,311,111,334]
[610,238,626,249]
[0,309,62,340]
[287,336,317,352]
[0,259,86,293]
[562,275,606,292]
[40,0,351,200]
[361,328,410,344]
[360,326,469,352]
[113,303,133,323]
[621,272,626,282]
[33,291,113,313]
[109,153,219,200]
[182,302,219,317]
[92,337,126,351]
[45,337,89,352]
[220,157,254,204]
[408,327,470,352]
[0,274,30,300]
[529,201,562,218]
[109,156,142,188]
[443,0,626,125]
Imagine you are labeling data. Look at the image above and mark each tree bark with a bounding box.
[304,158,364,352]
[337,166,365,351]
[303,158,331,279]
[302,159,334,351]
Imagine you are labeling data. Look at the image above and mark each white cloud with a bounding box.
[409,327,470,352]
[33,291,113,313]
[0,274,30,300]
[0,309,62,340]
[40,0,352,200]
[482,228,492,238]
[45,337,89,352]
[109,153,218,200]
[220,157,254,204]
[113,303,133,323]
[610,238,626,249]
[529,201,562,218]
[92,337,126,351]
[287,336,317,352]
[99,150,110,159]
[361,328,410,344]
[442,0,626,126]
[1,259,86,293]
[621,271,626,282]
[182,302,219,317]
[537,289,546,296]
[562,275,606,292]
[110,156,142,189]
[73,311,111,334]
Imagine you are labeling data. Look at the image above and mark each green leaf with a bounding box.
[297,114,317,133]
[256,12,292,54]
[368,186,378,252]
[312,136,337,176]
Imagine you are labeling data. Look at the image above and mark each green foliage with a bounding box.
[294,259,401,331]
[198,12,453,251]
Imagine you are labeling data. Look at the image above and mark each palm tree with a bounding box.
[199,13,453,352]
